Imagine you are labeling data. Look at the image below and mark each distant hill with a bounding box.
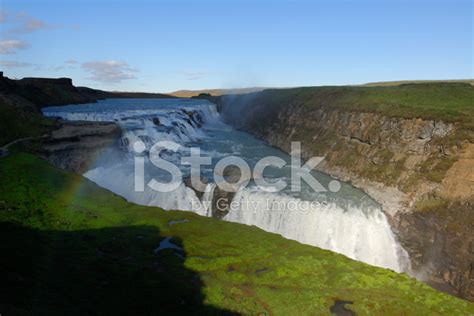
[362,79,474,87]
[108,91,176,99]
[171,80,474,97]
[169,87,268,98]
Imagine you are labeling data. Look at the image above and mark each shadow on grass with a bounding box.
[0,222,238,315]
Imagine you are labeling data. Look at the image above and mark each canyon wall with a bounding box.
[36,120,121,174]
[215,86,474,301]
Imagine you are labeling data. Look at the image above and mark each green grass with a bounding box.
[362,79,474,87]
[0,102,57,146]
[1,152,473,315]
[414,198,450,213]
[258,83,474,129]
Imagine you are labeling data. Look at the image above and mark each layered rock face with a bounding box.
[37,120,121,173]
[217,93,474,301]
[394,203,474,301]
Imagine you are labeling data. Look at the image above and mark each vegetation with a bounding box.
[0,102,57,146]
[259,83,474,129]
[1,152,473,315]
[362,79,474,87]
[414,198,450,213]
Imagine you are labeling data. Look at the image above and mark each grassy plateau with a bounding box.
[251,83,474,129]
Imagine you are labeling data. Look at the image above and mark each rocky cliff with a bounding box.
[35,120,121,174]
[0,76,108,111]
[215,84,474,301]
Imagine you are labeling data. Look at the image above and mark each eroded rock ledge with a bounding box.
[36,120,121,173]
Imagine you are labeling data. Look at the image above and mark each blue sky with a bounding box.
[0,0,472,92]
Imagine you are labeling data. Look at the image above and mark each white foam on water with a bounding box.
[224,186,410,272]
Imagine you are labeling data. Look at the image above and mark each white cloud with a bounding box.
[20,17,48,32]
[9,12,55,34]
[0,40,29,54]
[82,60,138,83]
[4,11,75,35]
[65,59,77,64]
[0,12,76,57]
[0,60,32,68]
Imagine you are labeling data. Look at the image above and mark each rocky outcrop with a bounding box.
[393,202,474,301]
[215,90,474,301]
[0,76,107,111]
[183,166,244,219]
[37,120,121,173]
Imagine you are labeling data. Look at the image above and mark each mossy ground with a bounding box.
[0,102,57,146]
[1,152,473,315]
[263,83,474,129]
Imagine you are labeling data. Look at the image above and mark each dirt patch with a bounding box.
[441,143,474,200]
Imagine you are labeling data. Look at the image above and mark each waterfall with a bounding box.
[43,98,411,273]
[222,186,410,272]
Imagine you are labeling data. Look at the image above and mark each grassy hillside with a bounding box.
[1,152,473,315]
[227,83,474,129]
[362,79,474,87]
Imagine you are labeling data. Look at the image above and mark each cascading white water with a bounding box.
[43,98,411,273]
[224,186,409,272]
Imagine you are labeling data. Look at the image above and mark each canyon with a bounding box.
[215,85,474,301]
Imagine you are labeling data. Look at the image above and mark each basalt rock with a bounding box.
[391,202,474,301]
[180,109,204,128]
[183,166,246,219]
[183,176,236,219]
